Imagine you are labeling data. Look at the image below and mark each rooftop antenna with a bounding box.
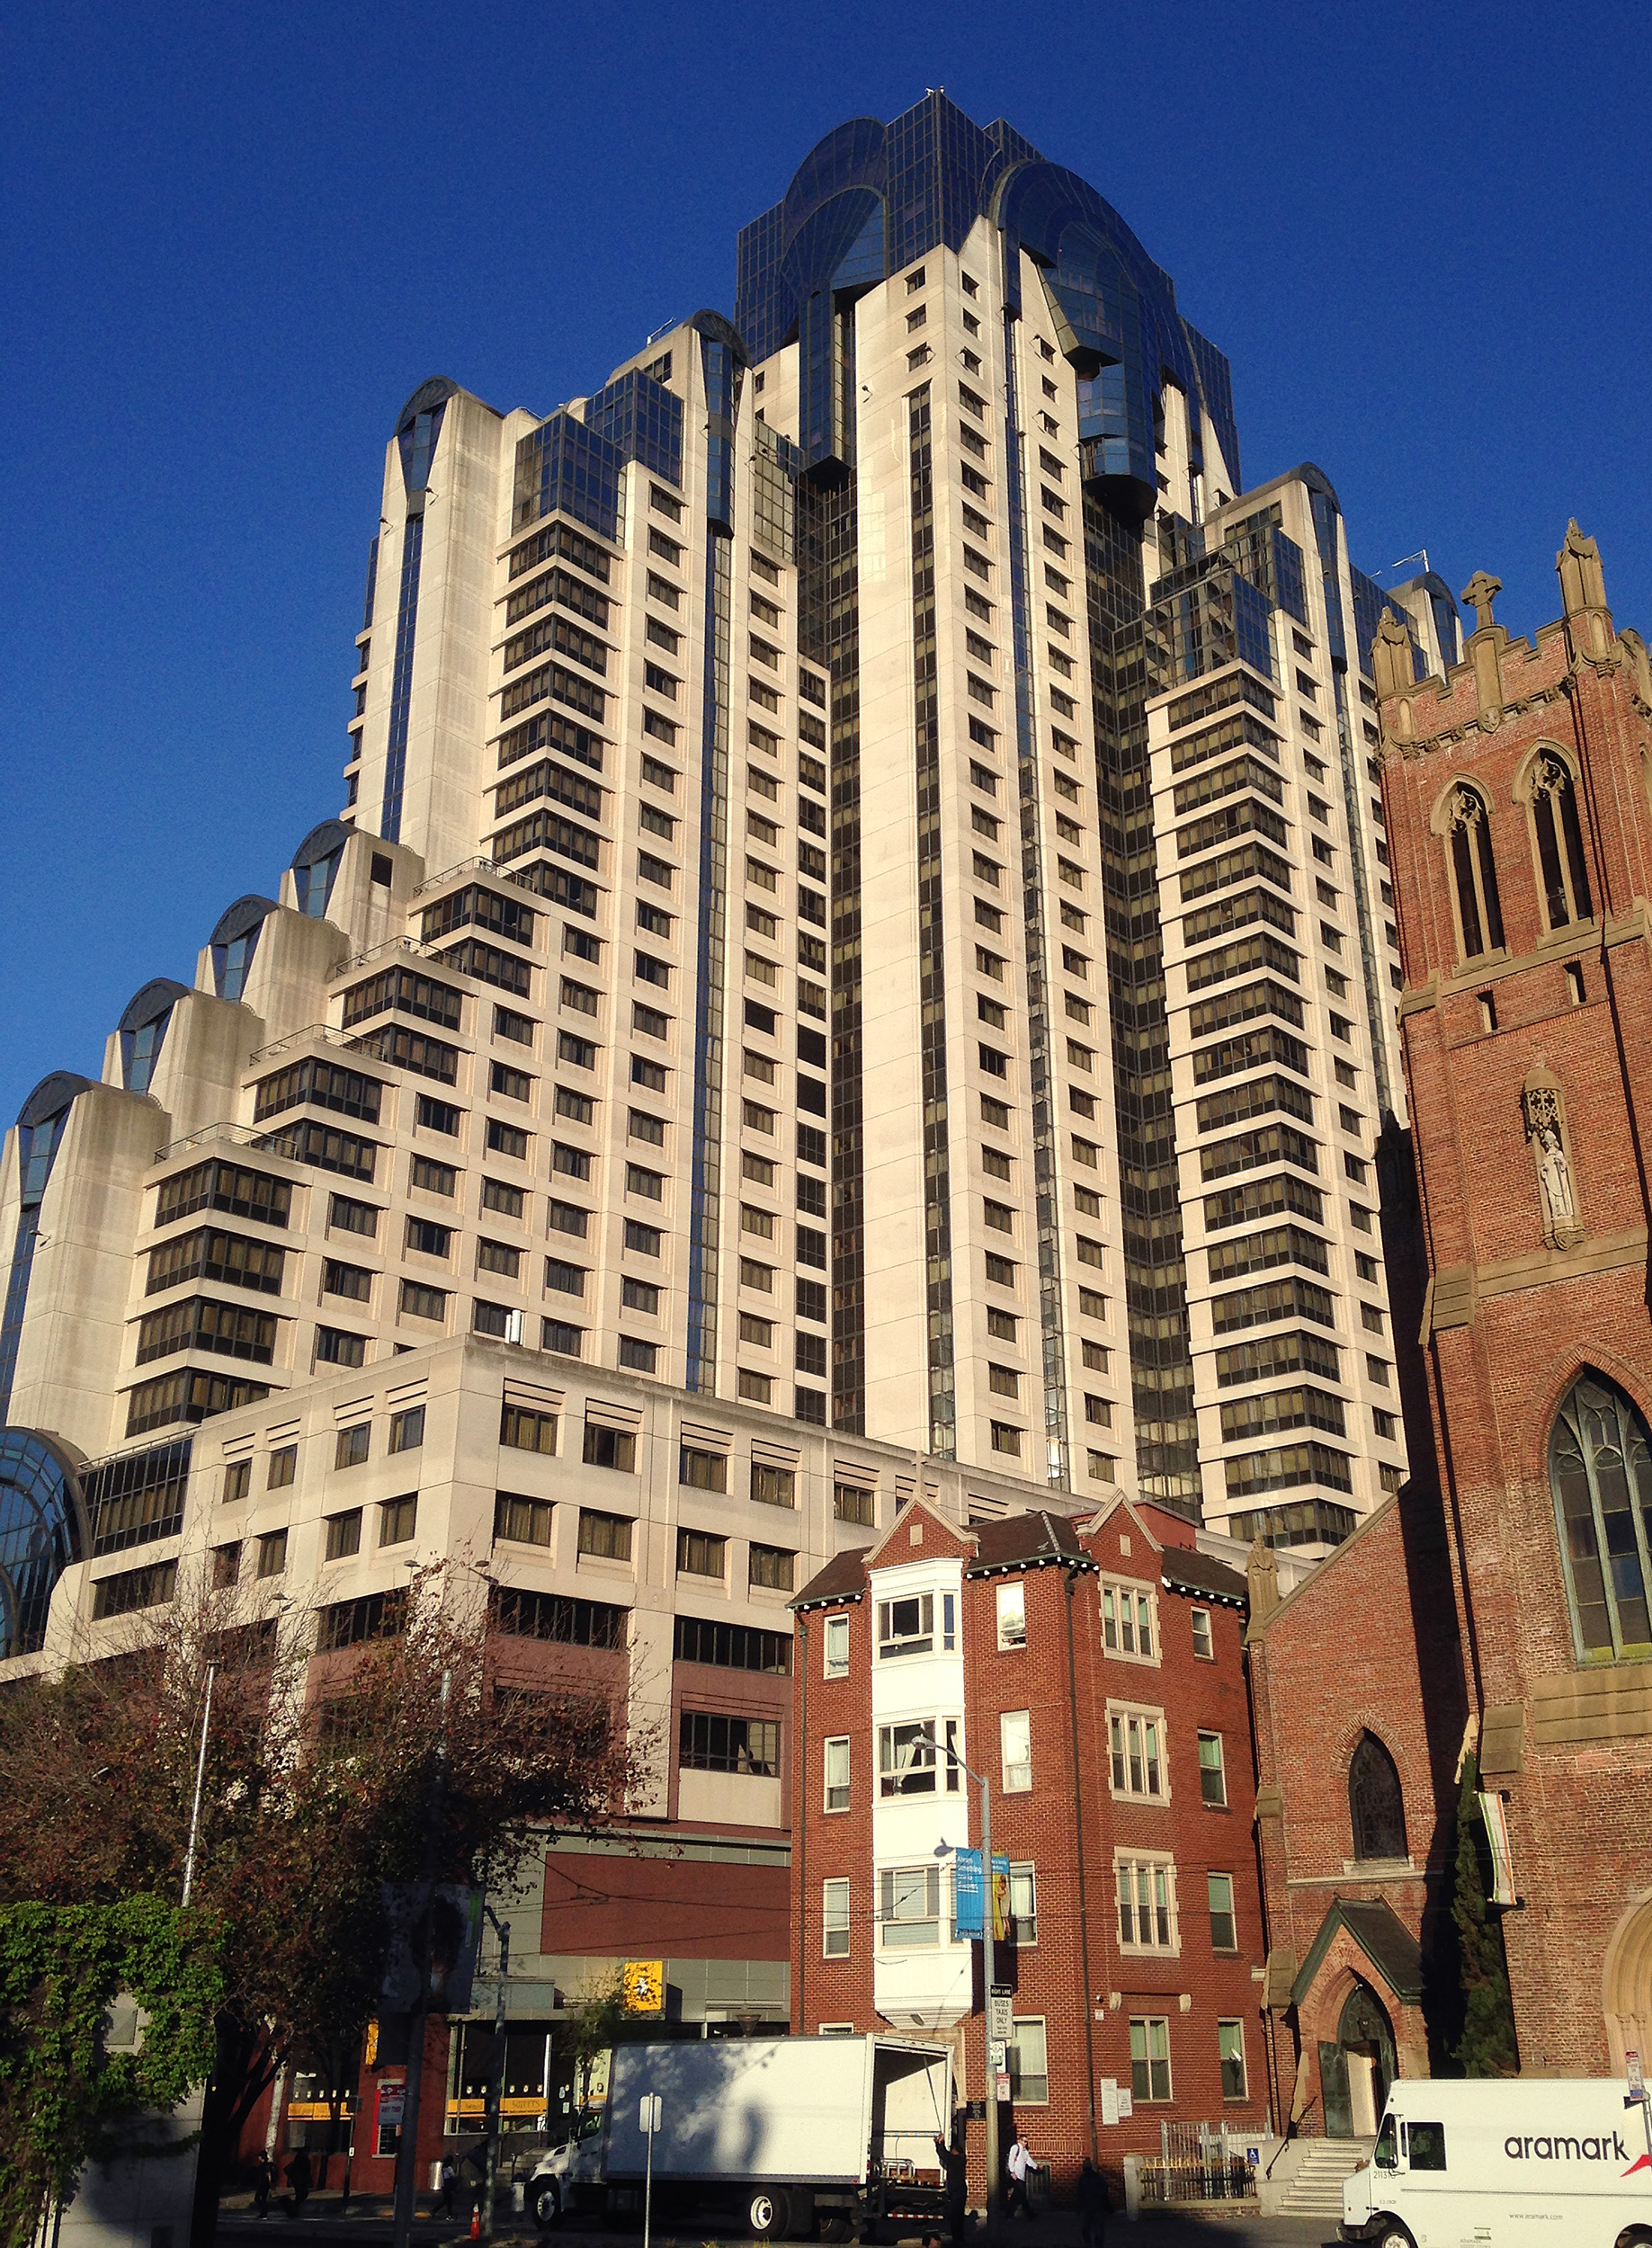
[1379,549,1429,584]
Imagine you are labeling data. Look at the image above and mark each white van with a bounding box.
[1342,2074,1652,2245]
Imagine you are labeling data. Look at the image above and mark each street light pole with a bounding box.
[480,1906,510,2239]
[181,1664,217,1908]
[390,1668,451,2248]
[939,1742,1001,2244]
[977,1765,1002,2246]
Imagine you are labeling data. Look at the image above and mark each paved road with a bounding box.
[219,2209,1341,2248]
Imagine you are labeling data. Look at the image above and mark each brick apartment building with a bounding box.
[1246,523,1652,2133]
[789,1493,1270,2190]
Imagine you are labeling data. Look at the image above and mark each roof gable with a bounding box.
[1078,1494,1165,1570]
[1290,1897,1424,2008]
[862,1494,975,1570]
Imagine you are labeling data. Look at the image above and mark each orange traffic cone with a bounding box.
[468,2209,480,2240]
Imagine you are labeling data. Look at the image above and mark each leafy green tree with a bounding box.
[1452,1752,1520,2076]
[0,1564,644,2245]
[0,1896,224,2248]
[554,1970,632,2110]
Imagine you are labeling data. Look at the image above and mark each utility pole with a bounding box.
[390,1669,451,2248]
[480,1906,510,2238]
[939,1741,1002,2244]
[180,1664,217,1907]
[978,1766,1002,2245]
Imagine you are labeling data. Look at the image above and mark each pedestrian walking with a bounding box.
[434,2153,460,2219]
[1076,2158,1109,2248]
[252,2151,273,2221]
[1005,2135,1032,2220]
[933,2128,969,2247]
[284,2147,311,2222]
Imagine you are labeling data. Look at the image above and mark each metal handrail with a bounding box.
[412,856,534,899]
[338,933,436,974]
[247,1022,353,1065]
[152,1120,262,1164]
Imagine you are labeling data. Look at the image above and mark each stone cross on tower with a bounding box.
[1462,570,1503,634]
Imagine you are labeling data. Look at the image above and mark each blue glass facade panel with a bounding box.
[513,415,624,546]
[585,369,684,489]
[0,1429,84,1660]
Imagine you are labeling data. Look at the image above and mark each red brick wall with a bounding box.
[790,1501,1270,2202]
[1376,572,1652,2072]
[1247,1482,1468,2121]
[541,1844,790,1961]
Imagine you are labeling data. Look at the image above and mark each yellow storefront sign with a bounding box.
[621,1959,665,2013]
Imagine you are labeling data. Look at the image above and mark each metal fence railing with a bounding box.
[1137,2122,1258,2205]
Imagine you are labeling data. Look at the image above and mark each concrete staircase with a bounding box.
[1277,2137,1376,2219]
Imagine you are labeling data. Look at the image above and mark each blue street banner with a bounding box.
[952,1851,1011,1941]
[953,1849,984,1938]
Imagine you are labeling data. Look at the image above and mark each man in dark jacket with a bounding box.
[252,2151,273,2220]
[284,2147,311,2221]
[932,2129,969,2246]
[1076,2158,1109,2248]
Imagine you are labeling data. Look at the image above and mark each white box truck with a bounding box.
[1341,2074,1652,2245]
[530,2035,953,2238]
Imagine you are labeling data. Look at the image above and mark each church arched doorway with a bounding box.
[1603,1892,1652,2070]
[1318,1979,1397,2138]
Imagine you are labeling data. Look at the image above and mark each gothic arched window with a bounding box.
[1529,754,1594,931]
[1348,1732,1407,1862]
[1447,784,1505,959]
[1549,1371,1652,1662]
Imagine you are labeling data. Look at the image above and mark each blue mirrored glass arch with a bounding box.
[117,978,190,1094]
[290,820,352,919]
[209,895,279,1001]
[0,1427,86,1658]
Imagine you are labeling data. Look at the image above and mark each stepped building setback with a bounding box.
[0,90,1459,2175]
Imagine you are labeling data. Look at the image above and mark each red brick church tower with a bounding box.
[1373,522,1652,2074]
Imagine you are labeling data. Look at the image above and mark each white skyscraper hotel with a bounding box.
[0,94,1456,2061]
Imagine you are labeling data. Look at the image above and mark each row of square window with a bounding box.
[820,1581,1197,1673]
[824,1706,1228,1806]
[219,1406,424,1502]
[494,1492,798,1589]
[826,1852,1247,1972]
[211,1491,415,1587]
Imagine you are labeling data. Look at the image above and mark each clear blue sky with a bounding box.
[4,0,1647,1128]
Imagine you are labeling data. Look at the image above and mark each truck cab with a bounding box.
[1342,2075,1652,2247]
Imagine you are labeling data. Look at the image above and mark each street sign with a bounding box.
[988,2040,1006,2069]
[963,2100,987,2122]
[990,1981,1014,1996]
[623,1960,665,2013]
[994,2073,1012,2103]
[1630,2050,1645,2095]
[988,1993,1013,2042]
[639,2094,663,2134]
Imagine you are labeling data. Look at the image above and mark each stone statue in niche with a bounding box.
[1523,1075,1584,1249]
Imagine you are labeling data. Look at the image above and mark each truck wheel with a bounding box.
[746,2189,792,2239]
[1372,2226,1414,2248]
[532,2179,561,2232]
[818,2219,853,2244]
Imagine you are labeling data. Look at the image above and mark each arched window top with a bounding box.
[1549,1369,1652,1663]
[1439,781,1505,962]
[1521,748,1594,932]
[117,978,189,1094]
[209,896,278,1003]
[1348,1731,1407,1862]
[290,822,351,920]
[0,1427,85,1661]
